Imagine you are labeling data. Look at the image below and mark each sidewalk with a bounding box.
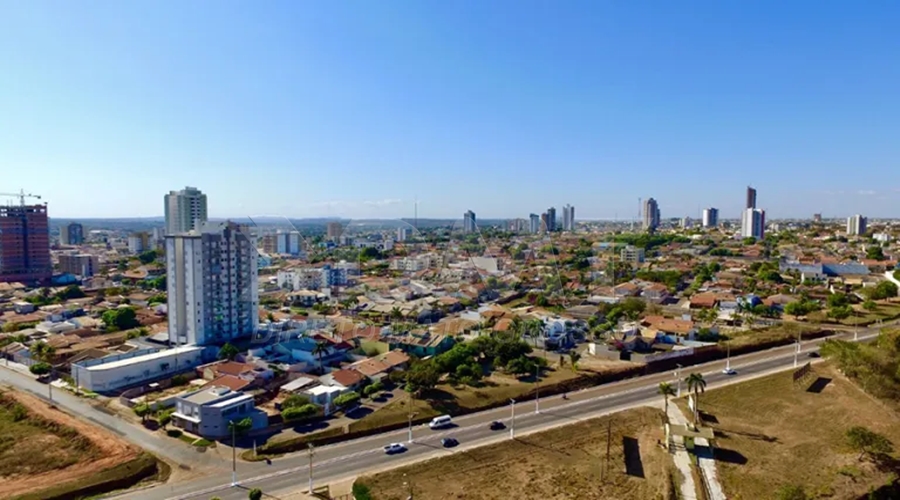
[666,403,698,500]
[668,403,726,500]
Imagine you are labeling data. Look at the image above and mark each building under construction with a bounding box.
[0,204,51,284]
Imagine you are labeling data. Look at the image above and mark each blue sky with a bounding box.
[2,1,899,220]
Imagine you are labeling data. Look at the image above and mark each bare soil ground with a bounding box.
[684,363,900,500]
[358,406,676,500]
[0,388,140,498]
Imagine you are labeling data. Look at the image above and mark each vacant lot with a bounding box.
[0,389,142,498]
[688,364,900,499]
[357,407,676,500]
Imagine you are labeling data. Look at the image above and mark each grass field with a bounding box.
[684,364,900,499]
[356,407,676,500]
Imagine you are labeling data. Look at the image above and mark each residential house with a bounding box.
[613,282,641,298]
[320,368,365,393]
[348,350,410,383]
[172,386,268,439]
[386,331,455,357]
[689,293,719,309]
[641,283,670,303]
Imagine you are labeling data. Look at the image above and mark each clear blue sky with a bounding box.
[2,1,899,221]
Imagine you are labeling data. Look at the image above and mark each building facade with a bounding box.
[128,232,150,254]
[463,210,477,233]
[166,222,259,346]
[529,213,541,234]
[741,208,766,240]
[746,186,757,209]
[172,386,268,439]
[397,227,412,241]
[643,198,660,231]
[326,222,343,240]
[61,222,84,245]
[164,186,208,235]
[620,245,646,263]
[702,208,719,228]
[546,207,557,232]
[275,230,302,256]
[58,254,99,277]
[562,204,575,231]
[847,214,867,236]
[0,204,51,284]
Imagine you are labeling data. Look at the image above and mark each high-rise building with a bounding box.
[702,208,719,228]
[260,234,277,254]
[128,232,150,254]
[463,210,477,233]
[741,208,766,240]
[620,245,645,263]
[746,186,757,210]
[0,204,51,284]
[275,230,302,256]
[397,227,413,241]
[546,207,557,232]
[847,214,867,236]
[813,213,822,223]
[562,205,575,231]
[166,222,258,346]
[529,214,541,234]
[326,222,343,240]
[164,186,208,235]
[58,254,99,277]
[680,217,692,228]
[643,198,660,231]
[60,222,84,245]
[540,213,550,232]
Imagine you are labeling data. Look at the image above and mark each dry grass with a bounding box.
[357,407,677,500]
[686,364,900,499]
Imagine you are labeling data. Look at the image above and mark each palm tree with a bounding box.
[568,352,581,372]
[685,373,707,425]
[312,341,330,374]
[658,382,676,420]
[390,306,402,322]
[510,316,524,339]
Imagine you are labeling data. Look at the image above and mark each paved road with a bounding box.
[121,328,880,500]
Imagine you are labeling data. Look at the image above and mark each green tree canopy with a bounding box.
[217,342,240,361]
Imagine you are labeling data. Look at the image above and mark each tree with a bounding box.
[658,382,676,420]
[158,408,174,429]
[406,360,441,394]
[333,391,361,409]
[133,402,151,423]
[217,342,240,361]
[282,404,319,421]
[828,305,853,321]
[282,393,311,409]
[102,307,140,330]
[866,281,899,301]
[685,373,707,425]
[29,362,51,376]
[30,341,56,363]
[776,484,808,500]
[266,312,275,322]
[826,293,849,309]
[568,352,581,372]
[846,426,893,461]
[248,488,263,500]
[863,300,878,311]
[866,245,885,261]
[505,356,537,377]
[138,250,159,265]
[228,417,253,436]
[312,341,330,373]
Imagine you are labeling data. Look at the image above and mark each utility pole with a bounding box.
[48,367,53,405]
[307,443,315,493]
[675,364,682,398]
[793,340,800,368]
[510,399,516,439]
[534,365,540,414]
[231,423,238,487]
[407,390,417,443]
[725,342,731,372]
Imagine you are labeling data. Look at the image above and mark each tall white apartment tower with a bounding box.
[463,210,477,233]
[741,208,766,240]
[164,186,208,235]
[846,214,867,236]
[166,221,258,346]
[562,205,575,231]
[702,208,719,228]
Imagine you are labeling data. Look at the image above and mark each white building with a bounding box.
[529,214,541,234]
[172,386,268,438]
[741,208,766,240]
[127,232,149,254]
[562,204,575,231]
[397,227,413,241]
[166,221,259,346]
[164,186,208,235]
[72,346,204,393]
[702,208,719,228]
[275,230,302,256]
[390,256,431,272]
[620,245,645,263]
[847,214,867,236]
[463,210,477,234]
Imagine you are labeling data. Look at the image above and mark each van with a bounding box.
[429,415,452,429]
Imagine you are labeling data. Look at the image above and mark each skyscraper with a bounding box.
[546,207,557,232]
[540,213,550,233]
[166,221,258,346]
[164,186,208,235]
[275,230,302,255]
[741,208,766,240]
[702,208,719,228]
[60,222,84,245]
[643,198,660,231]
[847,214,867,236]
[326,222,343,240]
[463,210,477,233]
[746,186,757,209]
[0,204,51,284]
[529,213,540,234]
[562,205,575,231]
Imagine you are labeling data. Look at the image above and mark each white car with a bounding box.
[383,443,407,455]
[722,368,737,375]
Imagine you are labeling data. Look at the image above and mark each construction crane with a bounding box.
[0,189,42,206]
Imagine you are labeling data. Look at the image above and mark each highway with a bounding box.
[118,328,880,500]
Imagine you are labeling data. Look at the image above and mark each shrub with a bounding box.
[166,429,183,438]
[170,374,189,386]
[363,381,384,397]
[282,404,318,422]
[352,482,373,500]
[282,393,311,409]
[248,488,262,500]
[29,362,52,376]
[333,391,361,409]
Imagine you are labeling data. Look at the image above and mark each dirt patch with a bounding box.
[358,407,676,500]
[0,389,140,498]
[682,363,900,499]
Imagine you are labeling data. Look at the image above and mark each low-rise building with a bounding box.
[72,345,205,393]
[172,386,268,438]
[58,254,100,277]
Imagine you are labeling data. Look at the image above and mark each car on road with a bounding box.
[441,437,459,448]
[722,368,737,375]
[807,352,821,358]
[383,443,407,455]
[429,415,453,429]
[489,420,506,431]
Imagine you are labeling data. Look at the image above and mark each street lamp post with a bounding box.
[407,410,418,443]
[793,340,800,368]
[510,398,516,439]
[307,443,315,494]
[675,364,682,398]
[231,423,238,487]
[534,365,540,414]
